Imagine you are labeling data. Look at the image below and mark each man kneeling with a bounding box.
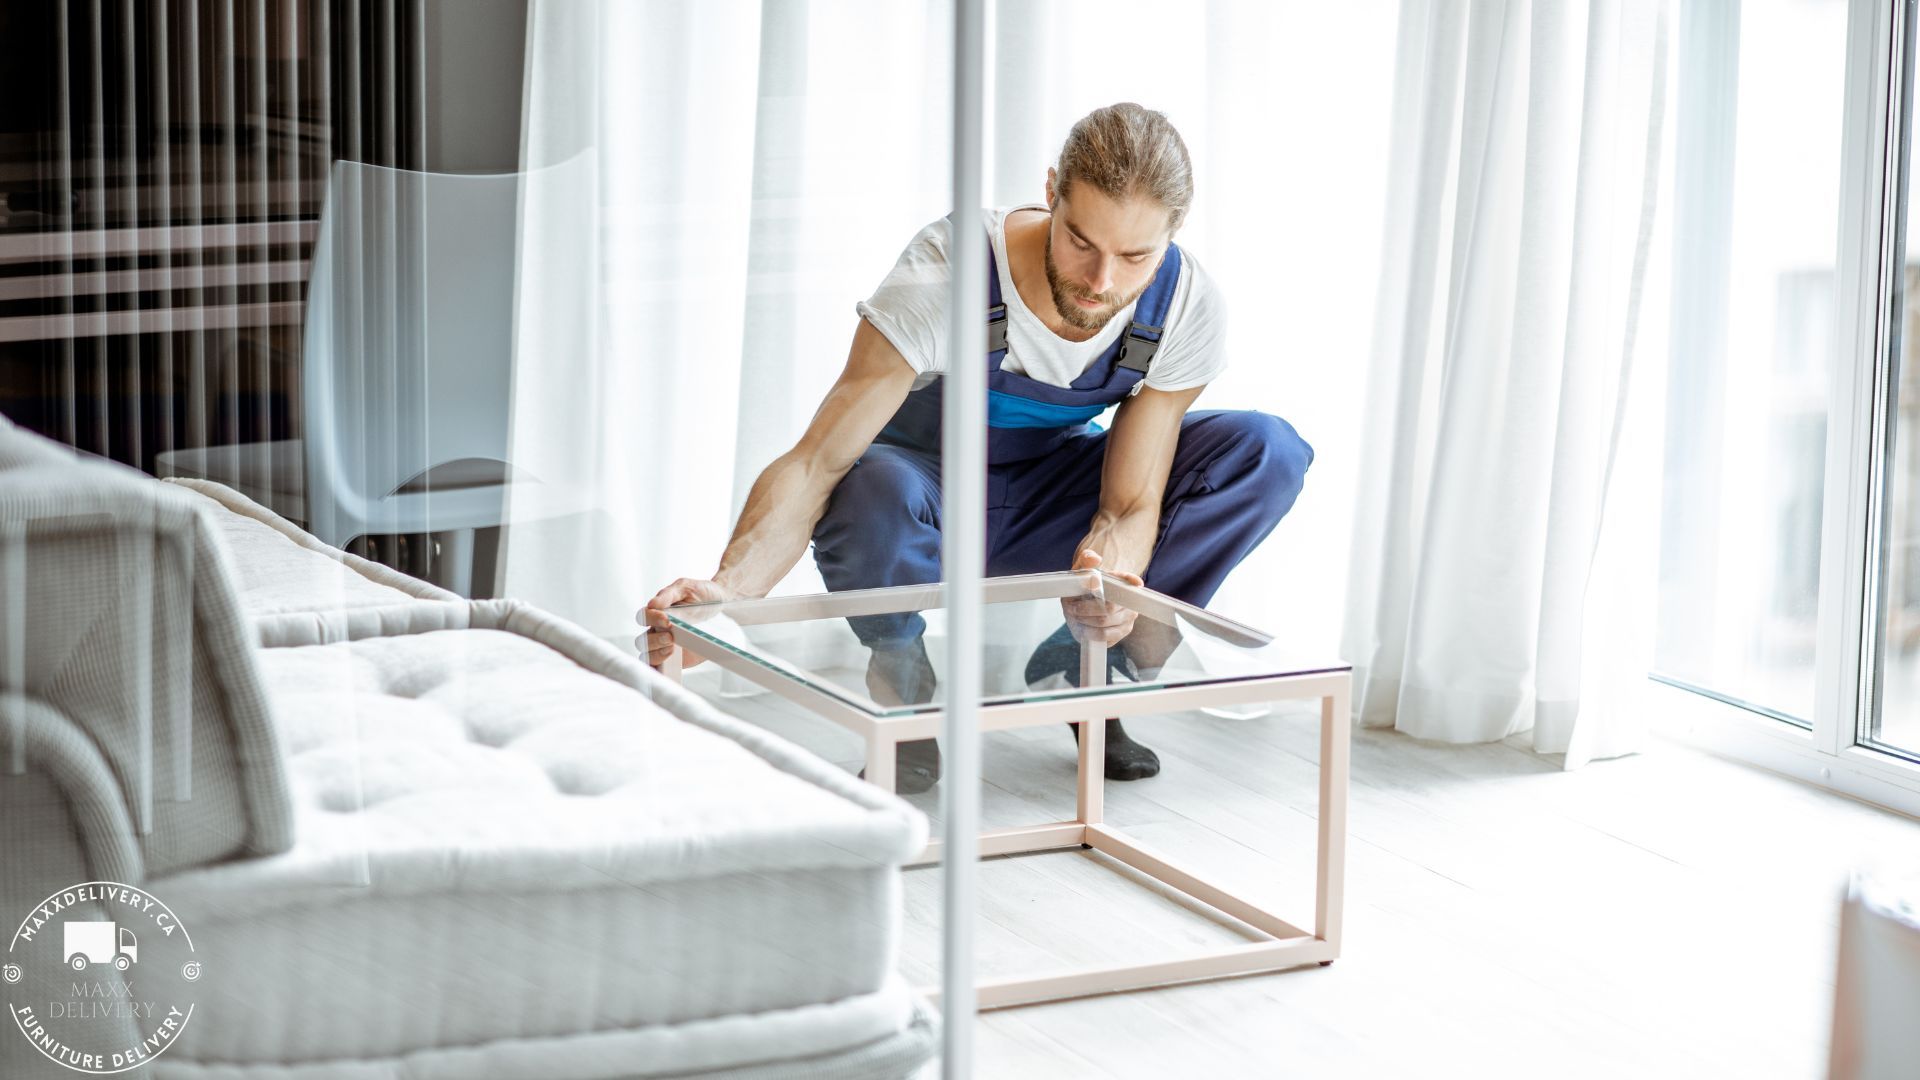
[642,102,1312,793]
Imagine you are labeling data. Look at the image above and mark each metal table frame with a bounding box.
[663,572,1350,1010]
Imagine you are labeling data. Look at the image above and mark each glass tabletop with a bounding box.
[665,571,1348,718]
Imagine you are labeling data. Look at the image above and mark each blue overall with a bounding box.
[812,230,1313,647]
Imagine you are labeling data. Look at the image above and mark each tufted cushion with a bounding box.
[150,613,926,1070]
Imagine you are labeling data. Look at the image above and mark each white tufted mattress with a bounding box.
[151,615,930,1078]
[138,485,933,1079]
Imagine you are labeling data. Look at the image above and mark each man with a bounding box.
[642,103,1312,794]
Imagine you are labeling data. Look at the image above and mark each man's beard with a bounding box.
[1044,229,1151,333]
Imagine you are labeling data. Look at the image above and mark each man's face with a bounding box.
[1043,180,1171,333]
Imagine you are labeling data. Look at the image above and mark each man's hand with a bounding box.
[1061,549,1142,647]
[638,578,735,669]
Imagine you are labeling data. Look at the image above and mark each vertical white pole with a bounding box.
[942,0,987,1074]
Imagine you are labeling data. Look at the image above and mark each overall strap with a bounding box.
[985,233,1009,355]
[1112,242,1184,374]
[979,220,1184,374]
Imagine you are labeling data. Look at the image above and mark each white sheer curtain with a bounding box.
[1343,0,1672,767]
[506,0,1396,656]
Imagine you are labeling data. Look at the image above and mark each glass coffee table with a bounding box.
[660,570,1351,1009]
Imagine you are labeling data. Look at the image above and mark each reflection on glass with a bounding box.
[1654,0,1847,724]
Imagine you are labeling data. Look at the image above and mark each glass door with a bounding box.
[1655,0,1920,812]
[1653,0,1851,728]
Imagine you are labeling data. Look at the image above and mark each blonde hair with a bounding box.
[1055,103,1194,232]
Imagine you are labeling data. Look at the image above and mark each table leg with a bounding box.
[867,733,897,793]
[1315,679,1351,959]
[1076,639,1106,826]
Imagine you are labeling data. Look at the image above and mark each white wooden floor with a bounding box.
[699,674,1920,1079]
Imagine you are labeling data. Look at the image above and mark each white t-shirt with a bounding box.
[855,205,1227,394]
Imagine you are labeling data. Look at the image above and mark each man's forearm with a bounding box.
[712,453,841,598]
[1078,383,1202,582]
[1078,504,1161,579]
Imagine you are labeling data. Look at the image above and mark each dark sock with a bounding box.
[1069,717,1161,781]
[858,739,941,794]
[889,739,941,794]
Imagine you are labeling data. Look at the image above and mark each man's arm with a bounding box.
[1075,383,1207,579]
[1059,383,1205,649]
[642,319,916,666]
[712,319,917,596]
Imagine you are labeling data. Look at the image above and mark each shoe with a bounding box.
[1069,717,1161,781]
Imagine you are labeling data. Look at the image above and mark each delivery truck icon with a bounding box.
[63,920,138,971]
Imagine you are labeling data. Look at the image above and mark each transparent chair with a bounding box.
[156,157,595,595]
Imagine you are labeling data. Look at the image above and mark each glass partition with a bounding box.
[0,2,1393,1076]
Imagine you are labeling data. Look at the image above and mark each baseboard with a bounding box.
[1652,679,1920,821]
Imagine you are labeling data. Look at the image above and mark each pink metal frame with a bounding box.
[663,574,1350,1009]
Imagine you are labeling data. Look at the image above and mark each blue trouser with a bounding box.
[811,409,1313,646]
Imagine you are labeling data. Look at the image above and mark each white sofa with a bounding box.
[0,418,935,1079]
